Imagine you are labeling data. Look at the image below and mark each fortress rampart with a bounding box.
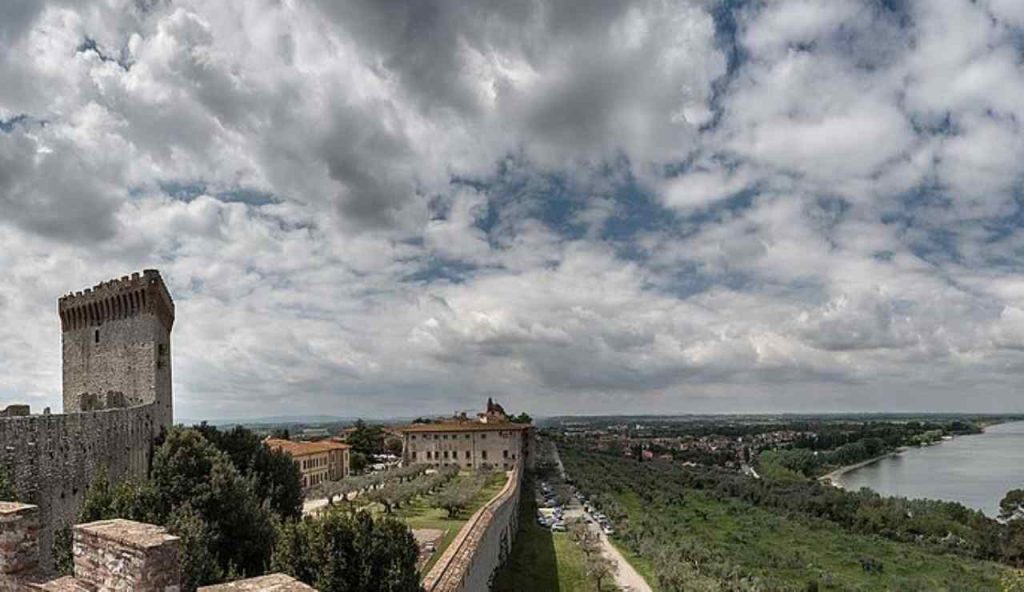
[0,404,158,566]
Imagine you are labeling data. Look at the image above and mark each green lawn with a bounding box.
[614,489,1007,591]
[492,476,599,592]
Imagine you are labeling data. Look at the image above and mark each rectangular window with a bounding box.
[481,451,487,460]
[481,434,486,439]
[443,450,449,459]
[94,329,100,344]
[411,451,417,460]
[465,450,470,459]
[465,434,471,439]
[503,450,508,458]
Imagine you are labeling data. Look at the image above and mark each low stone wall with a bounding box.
[0,404,158,566]
[422,463,523,592]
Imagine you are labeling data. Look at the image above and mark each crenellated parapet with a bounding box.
[57,269,174,333]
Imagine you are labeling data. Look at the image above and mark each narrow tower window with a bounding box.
[94,329,100,344]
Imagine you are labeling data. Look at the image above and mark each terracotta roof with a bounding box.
[397,421,532,433]
[265,438,351,457]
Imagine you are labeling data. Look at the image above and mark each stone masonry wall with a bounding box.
[422,462,523,592]
[71,519,179,592]
[0,404,157,567]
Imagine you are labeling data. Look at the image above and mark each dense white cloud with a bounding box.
[2,0,1024,419]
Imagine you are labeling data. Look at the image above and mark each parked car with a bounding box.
[602,525,615,535]
[551,521,567,532]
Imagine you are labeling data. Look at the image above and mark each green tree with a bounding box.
[273,509,420,592]
[66,428,281,589]
[350,451,369,475]
[167,504,223,591]
[347,420,385,455]
[153,428,278,578]
[510,412,532,424]
[1002,490,1024,567]
[194,423,304,519]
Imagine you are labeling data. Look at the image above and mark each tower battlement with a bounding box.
[58,269,174,333]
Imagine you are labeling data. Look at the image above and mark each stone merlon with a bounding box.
[57,270,174,333]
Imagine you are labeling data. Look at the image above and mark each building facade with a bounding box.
[266,439,351,489]
[398,401,533,471]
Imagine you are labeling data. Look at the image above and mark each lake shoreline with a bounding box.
[819,422,1007,489]
[818,447,909,488]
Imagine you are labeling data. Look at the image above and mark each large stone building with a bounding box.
[398,400,533,471]
[0,270,175,564]
[266,439,351,489]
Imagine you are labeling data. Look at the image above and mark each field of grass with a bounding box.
[492,477,595,592]
[613,489,1007,591]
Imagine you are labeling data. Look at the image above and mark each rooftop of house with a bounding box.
[265,438,351,457]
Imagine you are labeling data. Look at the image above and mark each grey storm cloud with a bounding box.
[1,0,1024,419]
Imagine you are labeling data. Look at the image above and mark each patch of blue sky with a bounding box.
[402,258,480,284]
[0,114,28,132]
[156,181,277,206]
[703,0,747,132]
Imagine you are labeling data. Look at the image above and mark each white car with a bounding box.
[551,521,567,532]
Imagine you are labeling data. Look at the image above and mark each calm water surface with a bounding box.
[837,421,1024,516]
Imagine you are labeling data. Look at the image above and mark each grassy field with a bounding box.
[613,489,1007,591]
[492,477,596,592]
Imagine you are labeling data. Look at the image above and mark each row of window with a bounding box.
[301,455,327,471]
[302,472,328,488]
[409,431,515,441]
[433,462,513,470]
[412,449,515,461]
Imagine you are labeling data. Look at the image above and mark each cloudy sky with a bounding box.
[3,0,1024,420]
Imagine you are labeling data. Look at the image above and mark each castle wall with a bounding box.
[0,404,158,566]
[422,462,523,592]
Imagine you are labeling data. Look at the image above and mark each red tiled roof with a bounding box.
[265,438,351,457]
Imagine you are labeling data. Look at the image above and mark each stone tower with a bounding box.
[57,269,174,429]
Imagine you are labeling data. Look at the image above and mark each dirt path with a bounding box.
[597,530,652,592]
[552,439,652,592]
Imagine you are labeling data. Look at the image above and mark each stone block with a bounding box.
[198,574,317,591]
[72,519,179,592]
[0,503,39,575]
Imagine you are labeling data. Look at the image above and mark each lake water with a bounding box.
[836,421,1024,516]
